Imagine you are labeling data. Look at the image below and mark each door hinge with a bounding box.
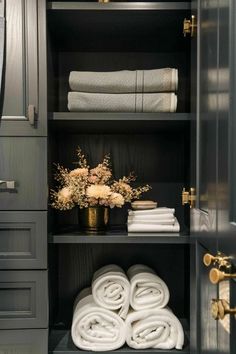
[182,187,196,208]
[183,15,197,37]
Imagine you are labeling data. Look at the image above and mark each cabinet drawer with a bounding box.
[0,329,48,354]
[0,138,47,210]
[0,271,48,329]
[0,212,47,269]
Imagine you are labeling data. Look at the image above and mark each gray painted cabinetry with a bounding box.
[0,0,47,136]
[0,0,48,352]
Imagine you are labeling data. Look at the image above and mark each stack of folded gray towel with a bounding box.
[68,68,178,112]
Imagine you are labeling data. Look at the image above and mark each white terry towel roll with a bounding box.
[127,218,180,233]
[69,68,178,93]
[128,207,175,216]
[71,288,126,352]
[125,308,184,350]
[127,264,169,310]
[68,92,177,113]
[92,264,130,319]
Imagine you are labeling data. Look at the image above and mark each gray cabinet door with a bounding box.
[0,137,47,210]
[191,0,236,353]
[0,329,48,354]
[0,0,47,136]
[0,270,48,329]
[0,211,47,269]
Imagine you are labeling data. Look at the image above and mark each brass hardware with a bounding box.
[183,15,197,37]
[182,187,196,208]
[211,299,236,320]
[98,0,110,3]
[0,180,15,189]
[209,268,236,284]
[27,104,36,126]
[203,252,231,269]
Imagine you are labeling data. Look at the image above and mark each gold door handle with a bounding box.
[203,252,231,268]
[211,299,236,320]
[209,268,236,284]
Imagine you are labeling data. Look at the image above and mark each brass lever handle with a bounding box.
[211,299,236,320]
[203,252,231,268]
[209,268,236,284]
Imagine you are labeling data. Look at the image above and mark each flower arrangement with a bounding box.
[51,147,151,210]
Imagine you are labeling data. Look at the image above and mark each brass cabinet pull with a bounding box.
[209,268,236,284]
[27,104,36,126]
[211,299,236,320]
[203,252,231,269]
[0,180,15,189]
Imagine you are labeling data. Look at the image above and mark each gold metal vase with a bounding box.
[78,206,109,234]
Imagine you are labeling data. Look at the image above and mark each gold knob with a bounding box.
[203,253,216,266]
[209,268,236,284]
[203,252,231,269]
[211,299,236,320]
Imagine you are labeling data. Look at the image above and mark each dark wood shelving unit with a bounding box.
[49,328,190,354]
[48,2,191,11]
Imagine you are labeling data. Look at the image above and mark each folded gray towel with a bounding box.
[68,92,177,113]
[69,68,178,93]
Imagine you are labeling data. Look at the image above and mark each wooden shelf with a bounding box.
[49,112,190,133]
[48,2,191,11]
[50,112,190,121]
[49,230,189,244]
[49,329,190,354]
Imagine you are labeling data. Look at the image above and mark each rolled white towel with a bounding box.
[128,207,175,216]
[127,218,180,233]
[125,308,184,350]
[71,288,126,352]
[92,265,130,319]
[67,92,177,113]
[127,264,170,311]
[69,68,178,93]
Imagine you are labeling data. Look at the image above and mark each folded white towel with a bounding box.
[128,214,175,222]
[128,207,175,216]
[71,288,126,352]
[69,68,178,93]
[127,264,169,311]
[127,218,180,233]
[127,217,176,225]
[68,92,177,113]
[125,308,184,350]
[92,265,130,319]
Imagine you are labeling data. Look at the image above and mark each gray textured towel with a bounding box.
[69,68,178,93]
[68,92,177,112]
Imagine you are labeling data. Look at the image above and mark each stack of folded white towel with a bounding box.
[71,264,184,351]
[127,207,180,233]
[68,68,178,112]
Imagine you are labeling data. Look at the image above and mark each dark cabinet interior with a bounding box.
[47,2,194,353]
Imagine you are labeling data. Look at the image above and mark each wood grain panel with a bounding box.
[49,243,190,327]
